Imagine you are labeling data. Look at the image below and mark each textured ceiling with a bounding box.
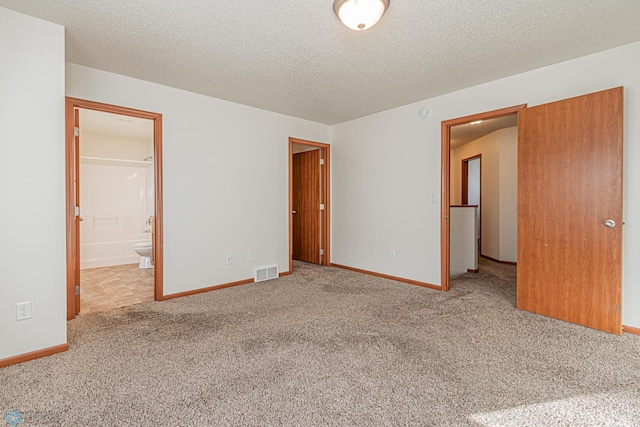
[80,109,154,141]
[2,1,640,125]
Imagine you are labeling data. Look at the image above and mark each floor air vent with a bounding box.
[254,264,279,282]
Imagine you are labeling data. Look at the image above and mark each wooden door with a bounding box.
[292,150,321,264]
[517,87,623,334]
[74,108,81,314]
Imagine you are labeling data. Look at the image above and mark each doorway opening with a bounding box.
[288,138,331,273]
[441,104,525,291]
[461,154,481,253]
[65,98,164,320]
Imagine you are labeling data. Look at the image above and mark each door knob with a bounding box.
[603,219,615,228]
[292,210,297,214]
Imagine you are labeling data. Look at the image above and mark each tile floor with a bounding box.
[79,264,154,314]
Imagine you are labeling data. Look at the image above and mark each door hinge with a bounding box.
[320,249,324,256]
[75,206,80,217]
[74,126,79,138]
[320,158,325,166]
[320,204,325,211]
[75,285,80,296]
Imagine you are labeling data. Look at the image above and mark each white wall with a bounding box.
[499,128,518,263]
[450,207,478,277]
[467,158,480,208]
[66,63,330,295]
[467,158,481,246]
[331,41,640,329]
[80,132,153,161]
[0,8,66,360]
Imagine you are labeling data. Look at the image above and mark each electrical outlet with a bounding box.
[16,302,32,321]
[225,255,232,265]
[389,249,396,260]
[247,252,254,262]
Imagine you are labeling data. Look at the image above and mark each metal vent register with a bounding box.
[254,264,279,282]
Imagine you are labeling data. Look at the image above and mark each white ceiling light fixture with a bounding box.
[333,0,391,31]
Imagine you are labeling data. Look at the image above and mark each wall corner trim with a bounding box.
[0,343,69,368]
[330,263,442,291]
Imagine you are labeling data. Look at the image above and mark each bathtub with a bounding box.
[80,239,152,270]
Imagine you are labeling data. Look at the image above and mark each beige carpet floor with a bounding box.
[1,259,639,426]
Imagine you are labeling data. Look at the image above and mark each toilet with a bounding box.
[133,242,153,269]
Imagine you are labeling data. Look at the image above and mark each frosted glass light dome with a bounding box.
[333,0,390,31]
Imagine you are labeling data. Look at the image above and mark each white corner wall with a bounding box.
[331,41,640,329]
[66,63,330,296]
[450,207,478,277]
[499,127,518,263]
[0,8,66,359]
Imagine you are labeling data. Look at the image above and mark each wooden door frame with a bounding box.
[65,97,164,319]
[288,137,331,273]
[461,154,481,205]
[461,154,482,253]
[441,104,526,291]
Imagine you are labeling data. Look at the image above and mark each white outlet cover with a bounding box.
[16,301,32,320]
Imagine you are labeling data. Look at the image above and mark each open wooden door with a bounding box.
[517,87,623,334]
[292,149,321,264]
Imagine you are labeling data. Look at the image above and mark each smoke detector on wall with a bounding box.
[419,107,432,119]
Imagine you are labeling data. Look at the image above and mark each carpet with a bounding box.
[1,259,639,426]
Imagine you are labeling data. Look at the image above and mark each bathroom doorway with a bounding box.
[65,98,164,320]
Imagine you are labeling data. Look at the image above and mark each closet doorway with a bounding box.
[288,138,331,272]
